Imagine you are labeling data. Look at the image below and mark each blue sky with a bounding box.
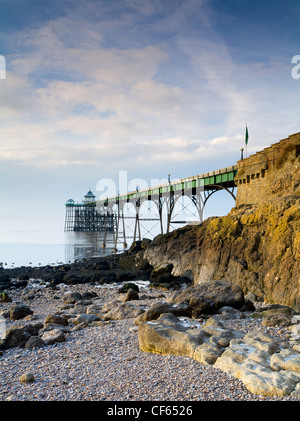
[0,0,299,233]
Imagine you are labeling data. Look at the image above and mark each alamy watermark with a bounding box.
[96,170,170,202]
[0,55,6,79]
[95,170,204,221]
[291,55,300,80]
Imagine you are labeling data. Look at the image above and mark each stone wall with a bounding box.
[235,132,300,206]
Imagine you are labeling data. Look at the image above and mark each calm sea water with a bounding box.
[0,216,119,269]
[0,194,232,269]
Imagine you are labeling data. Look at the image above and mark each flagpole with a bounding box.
[245,123,248,158]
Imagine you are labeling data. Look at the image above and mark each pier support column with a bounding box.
[133,198,141,242]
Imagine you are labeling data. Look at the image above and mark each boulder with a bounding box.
[138,312,300,397]
[86,304,102,316]
[10,303,34,321]
[194,342,222,365]
[118,283,139,293]
[135,302,192,324]
[63,291,83,304]
[169,280,245,313]
[262,313,292,327]
[270,349,300,372]
[104,302,145,320]
[0,292,12,303]
[44,314,69,327]
[0,320,43,349]
[73,314,100,325]
[0,275,11,291]
[25,336,45,349]
[123,289,139,302]
[0,326,31,349]
[41,328,66,345]
[138,313,203,358]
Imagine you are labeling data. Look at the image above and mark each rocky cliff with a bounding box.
[141,137,300,311]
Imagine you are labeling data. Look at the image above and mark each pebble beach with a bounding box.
[0,281,299,402]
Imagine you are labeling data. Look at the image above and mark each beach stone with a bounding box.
[270,349,300,372]
[19,372,35,384]
[25,336,45,349]
[291,315,300,324]
[135,302,191,324]
[219,306,245,319]
[242,331,281,354]
[262,313,291,327]
[194,342,222,365]
[118,282,139,293]
[202,317,243,341]
[44,314,69,326]
[63,291,83,304]
[0,292,12,303]
[0,320,42,349]
[23,321,44,336]
[104,302,145,320]
[244,292,257,303]
[73,314,100,325]
[86,304,102,316]
[169,280,245,312]
[138,313,203,358]
[10,303,33,321]
[0,326,31,349]
[102,299,121,312]
[291,383,300,398]
[41,328,66,345]
[123,289,139,302]
[236,364,296,396]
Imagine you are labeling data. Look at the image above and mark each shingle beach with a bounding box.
[0,281,298,402]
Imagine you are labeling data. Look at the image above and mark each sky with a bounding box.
[0,0,299,236]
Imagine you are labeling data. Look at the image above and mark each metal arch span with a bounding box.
[95,165,237,248]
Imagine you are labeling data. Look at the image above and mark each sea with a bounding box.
[0,193,233,270]
[0,216,119,269]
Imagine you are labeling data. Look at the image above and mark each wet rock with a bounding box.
[118,283,139,293]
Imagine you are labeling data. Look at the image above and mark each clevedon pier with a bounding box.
[64,132,300,250]
[65,165,237,250]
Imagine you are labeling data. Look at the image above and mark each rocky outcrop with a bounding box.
[141,140,300,311]
[137,313,300,397]
[143,195,300,311]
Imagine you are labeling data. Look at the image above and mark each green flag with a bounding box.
[245,125,249,145]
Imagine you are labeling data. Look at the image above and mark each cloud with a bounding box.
[0,0,298,177]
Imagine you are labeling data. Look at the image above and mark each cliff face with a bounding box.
[143,195,300,310]
[143,136,300,311]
